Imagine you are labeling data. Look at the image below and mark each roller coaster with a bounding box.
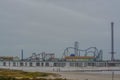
[25,52,55,61]
[22,41,103,62]
[63,42,103,61]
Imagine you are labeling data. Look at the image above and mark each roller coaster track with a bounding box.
[63,47,103,61]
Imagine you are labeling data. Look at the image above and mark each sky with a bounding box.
[0,0,120,60]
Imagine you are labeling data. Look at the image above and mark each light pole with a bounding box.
[112,71,114,80]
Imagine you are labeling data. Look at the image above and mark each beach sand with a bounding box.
[56,72,120,80]
[1,66,120,80]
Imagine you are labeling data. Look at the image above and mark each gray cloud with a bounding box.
[0,0,120,59]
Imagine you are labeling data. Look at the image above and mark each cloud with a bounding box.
[0,0,120,60]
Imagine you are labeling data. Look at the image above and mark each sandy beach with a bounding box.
[1,66,120,80]
[56,72,120,80]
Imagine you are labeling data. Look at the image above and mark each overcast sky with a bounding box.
[0,0,120,60]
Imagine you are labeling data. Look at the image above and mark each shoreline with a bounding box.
[57,72,120,80]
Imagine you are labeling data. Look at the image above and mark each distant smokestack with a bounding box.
[111,22,115,61]
[21,49,23,61]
